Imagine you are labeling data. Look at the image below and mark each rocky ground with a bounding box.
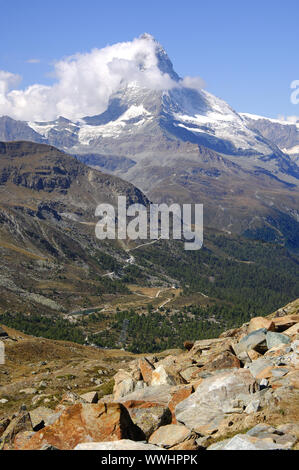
[0,298,298,451]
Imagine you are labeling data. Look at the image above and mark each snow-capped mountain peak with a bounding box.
[69,81,282,159]
[139,33,181,82]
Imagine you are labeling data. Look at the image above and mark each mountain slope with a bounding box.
[0,141,153,315]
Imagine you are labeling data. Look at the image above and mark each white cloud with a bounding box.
[0,71,22,116]
[0,35,205,122]
[181,75,205,91]
[0,71,21,96]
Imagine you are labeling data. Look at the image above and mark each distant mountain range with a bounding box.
[241,113,299,163]
[0,35,298,246]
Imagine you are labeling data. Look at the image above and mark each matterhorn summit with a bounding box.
[139,33,181,82]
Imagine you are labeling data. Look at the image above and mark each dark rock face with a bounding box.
[11,171,71,192]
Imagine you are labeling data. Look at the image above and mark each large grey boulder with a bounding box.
[116,385,174,406]
[244,399,261,414]
[270,368,289,378]
[29,406,59,431]
[74,440,164,450]
[246,423,277,435]
[180,366,201,382]
[207,433,292,450]
[151,365,177,386]
[225,423,298,449]
[127,405,172,439]
[207,423,298,450]
[188,337,233,359]
[208,423,298,450]
[175,369,257,435]
[114,378,136,400]
[266,331,291,350]
[276,422,299,438]
[233,329,267,356]
[248,357,273,378]
[79,391,98,404]
[113,369,147,400]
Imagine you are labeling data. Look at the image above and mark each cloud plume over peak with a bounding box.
[0,34,204,122]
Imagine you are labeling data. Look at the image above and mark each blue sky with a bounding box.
[0,0,298,119]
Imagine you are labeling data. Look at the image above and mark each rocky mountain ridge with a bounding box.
[241,113,299,163]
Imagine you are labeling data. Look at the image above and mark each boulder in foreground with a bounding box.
[175,369,258,435]
[22,403,144,450]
